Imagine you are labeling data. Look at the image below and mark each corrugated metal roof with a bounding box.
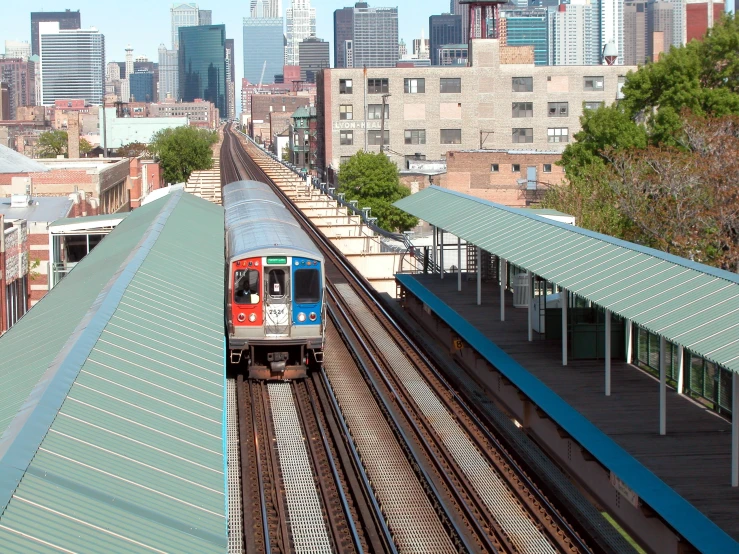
[49,213,128,229]
[395,187,739,374]
[0,190,227,552]
[0,144,49,174]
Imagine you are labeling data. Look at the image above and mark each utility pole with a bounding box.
[380,93,390,154]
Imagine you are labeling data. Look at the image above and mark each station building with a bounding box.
[316,39,633,177]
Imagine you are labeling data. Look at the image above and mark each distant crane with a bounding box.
[258,61,267,93]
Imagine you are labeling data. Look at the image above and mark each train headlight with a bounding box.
[248,313,257,322]
[298,312,306,322]
[309,312,317,322]
[237,314,246,322]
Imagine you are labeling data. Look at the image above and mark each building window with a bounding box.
[548,102,568,117]
[404,78,425,93]
[440,129,462,144]
[583,76,604,91]
[548,127,569,143]
[512,164,521,172]
[512,102,533,118]
[368,130,390,145]
[367,104,389,120]
[368,78,389,94]
[404,129,426,144]
[543,163,552,173]
[583,101,603,111]
[512,77,533,92]
[340,79,353,94]
[340,156,352,165]
[512,128,533,143]
[440,78,462,93]
[491,164,499,172]
[339,105,353,120]
[340,130,353,145]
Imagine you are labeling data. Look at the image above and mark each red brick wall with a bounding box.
[441,150,565,207]
[686,3,725,42]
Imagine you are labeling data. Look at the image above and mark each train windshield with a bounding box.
[234,269,260,304]
[294,269,320,304]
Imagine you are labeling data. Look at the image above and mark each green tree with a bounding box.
[80,138,92,156]
[281,143,290,162]
[37,130,68,158]
[337,151,418,232]
[620,13,739,144]
[148,126,218,184]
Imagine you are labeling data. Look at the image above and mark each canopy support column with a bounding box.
[625,319,633,364]
[677,345,685,395]
[440,230,444,280]
[476,246,481,306]
[605,309,612,396]
[500,258,506,322]
[432,225,437,273]
[733,372,738,487]
[660,335,667,436]
[457,236,462,292]
[528,271,533,342]
[562,288,568,366]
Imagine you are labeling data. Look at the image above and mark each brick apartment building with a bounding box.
[317,39,634,178]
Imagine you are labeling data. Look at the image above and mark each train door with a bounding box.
[264,265,290,336]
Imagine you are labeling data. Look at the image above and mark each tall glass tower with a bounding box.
[502,8,549,66]
[243,17,285,84]
[178,25,227,117]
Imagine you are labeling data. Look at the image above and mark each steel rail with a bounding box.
[302,378,366,554]
[228,128,591,554]
[327,287,496,554]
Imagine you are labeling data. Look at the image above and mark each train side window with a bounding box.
[235,269,260,304]
[294,269,320,304]
[268,269,286,298]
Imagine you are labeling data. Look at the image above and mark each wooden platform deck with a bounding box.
[412,273,739,542]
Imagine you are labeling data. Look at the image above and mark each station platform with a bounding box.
[397,272,739,553]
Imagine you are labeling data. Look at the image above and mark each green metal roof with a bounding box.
[0,191,226,552]
[395,187,739,374]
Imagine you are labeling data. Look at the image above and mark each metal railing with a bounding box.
[239,131,444,274]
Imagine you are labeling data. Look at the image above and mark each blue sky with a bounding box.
[0,1,452,83]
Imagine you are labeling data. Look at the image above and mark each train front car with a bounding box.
[224,180,325,380]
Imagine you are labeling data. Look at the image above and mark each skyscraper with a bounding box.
[299,37,330,82]
[450,0,470,43]
[333,6,354,68]
[225,38,236,119]
[198,10,213,25]
[130,71,155,102]
[686,0,722,42]
[30,10,81,57]
[501,8,549,66]
[158,44,179,101]
[38,22,104,105]
[0,59,36,118]
[171,3,200,50]
[4,41,31,61]
[352,4,399,68]
[179,25,227,116]
[549,0,601,65]
[286,0,317,66]
[429,14,463,65]
[243,17,285,85]
[624,0,647,65]
[600,0,625,64]
[251,0,282,18]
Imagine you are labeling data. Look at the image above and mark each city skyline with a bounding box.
[0,1,456,76]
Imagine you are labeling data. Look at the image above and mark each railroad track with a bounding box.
[222,125,595,554]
